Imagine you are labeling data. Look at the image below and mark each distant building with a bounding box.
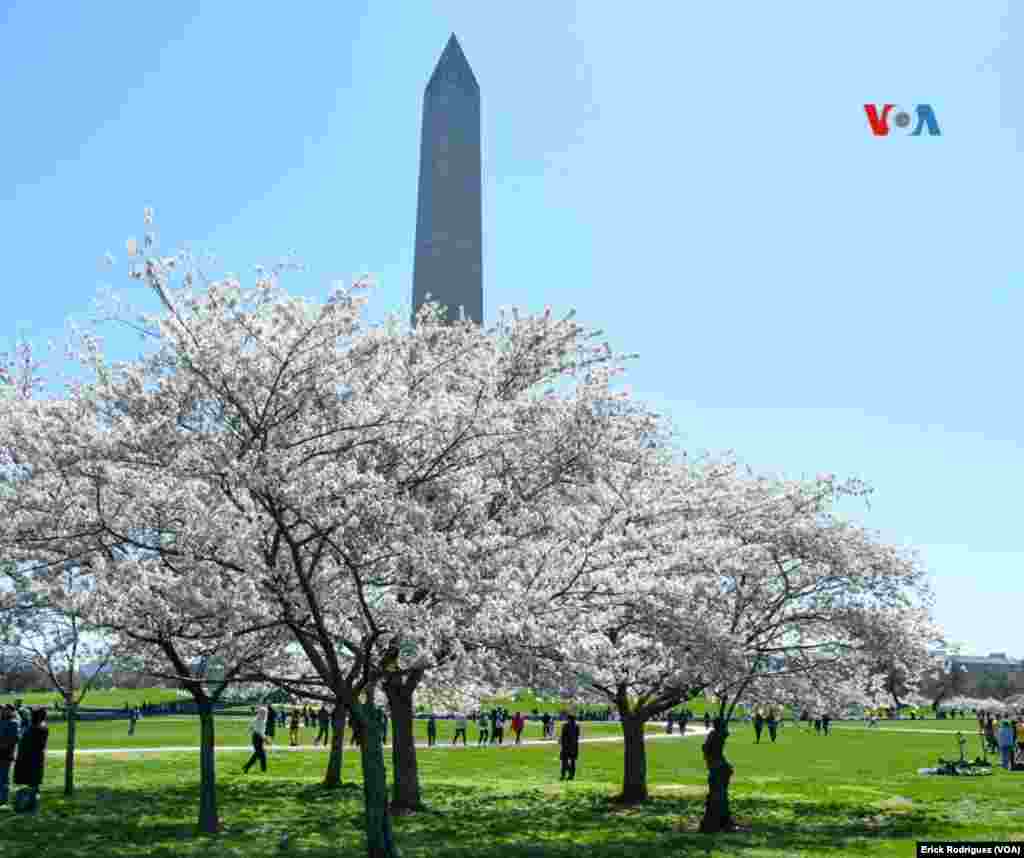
[944,652,1024,697]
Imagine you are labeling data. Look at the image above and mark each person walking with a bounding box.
[243,707,268,774]
[666,712,674,735]
[704,711,711,731]
[997,719,1016,770]
[512,712,525,745]
[13,708,49,812]
[0,704,19,806]
[493,710,506,745]
[477,712,489,746]
[540,712,552,739]
[813,715,822,735]
[1015,717,1024,765]
[315,705,330,747]
[680,709,690,736]
[559,714,580,781]
[427,714,437,748]
[128,706,139,736]
[289,708,301,746]
[753,710,764,743]
[452,713,467,746]
[264,703,276,750]
[766,709,778,743]
[821,714,831,736]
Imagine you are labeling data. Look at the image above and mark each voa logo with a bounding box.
[864,104,941,137]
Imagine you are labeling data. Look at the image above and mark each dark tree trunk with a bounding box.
[354,701,401,858]
[63,699,76,797]
[324,703,348,788]
[197,702,220,834]
[699,730,735,834]
[618,715,648,803]
[384,670,425,812]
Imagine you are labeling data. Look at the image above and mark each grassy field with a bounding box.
[39,713,659,750]
[3,712,1022,857]
[0,688,186,709]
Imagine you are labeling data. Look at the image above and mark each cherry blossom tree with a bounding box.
[671,471,937,833]
[0,212,651,858]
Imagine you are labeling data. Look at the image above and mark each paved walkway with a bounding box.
[832,725,981,735]
[47,728,710,756]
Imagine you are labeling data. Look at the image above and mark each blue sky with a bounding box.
[1,2,1020,658]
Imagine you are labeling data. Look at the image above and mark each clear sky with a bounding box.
[1,2,1020,658]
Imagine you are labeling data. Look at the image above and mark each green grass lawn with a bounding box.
[3,713,1022,857]
[41,714,658,750]
[0,688,186,709]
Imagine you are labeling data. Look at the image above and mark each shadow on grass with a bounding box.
[0,778,980,858]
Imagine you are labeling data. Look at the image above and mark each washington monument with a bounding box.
[411,34,482,326]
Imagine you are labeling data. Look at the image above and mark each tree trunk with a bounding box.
[384,671,425,812]
[618,715,648,803]
[63,700,76,797]
[699,731,735,834]
[197,702,220,835]
[324,704,348,788]
[354,701,401,858]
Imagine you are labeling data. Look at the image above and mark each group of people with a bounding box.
[978,711,1024,770]
[665,709,694,735]
[0,703,49,812]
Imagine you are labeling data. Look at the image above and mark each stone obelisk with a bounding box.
[412,34,482,326]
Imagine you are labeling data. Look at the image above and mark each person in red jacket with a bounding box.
[511,711,525,744]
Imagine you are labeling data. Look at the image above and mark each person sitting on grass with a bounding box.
[13,708,48,812]
[243,707,268,774]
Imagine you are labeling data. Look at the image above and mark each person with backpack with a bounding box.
[243,707,268,774]
[559,714,580,781]
[13,708,48,812]
[0,704,19,806]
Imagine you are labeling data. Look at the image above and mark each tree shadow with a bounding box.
[0,777,990,857]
